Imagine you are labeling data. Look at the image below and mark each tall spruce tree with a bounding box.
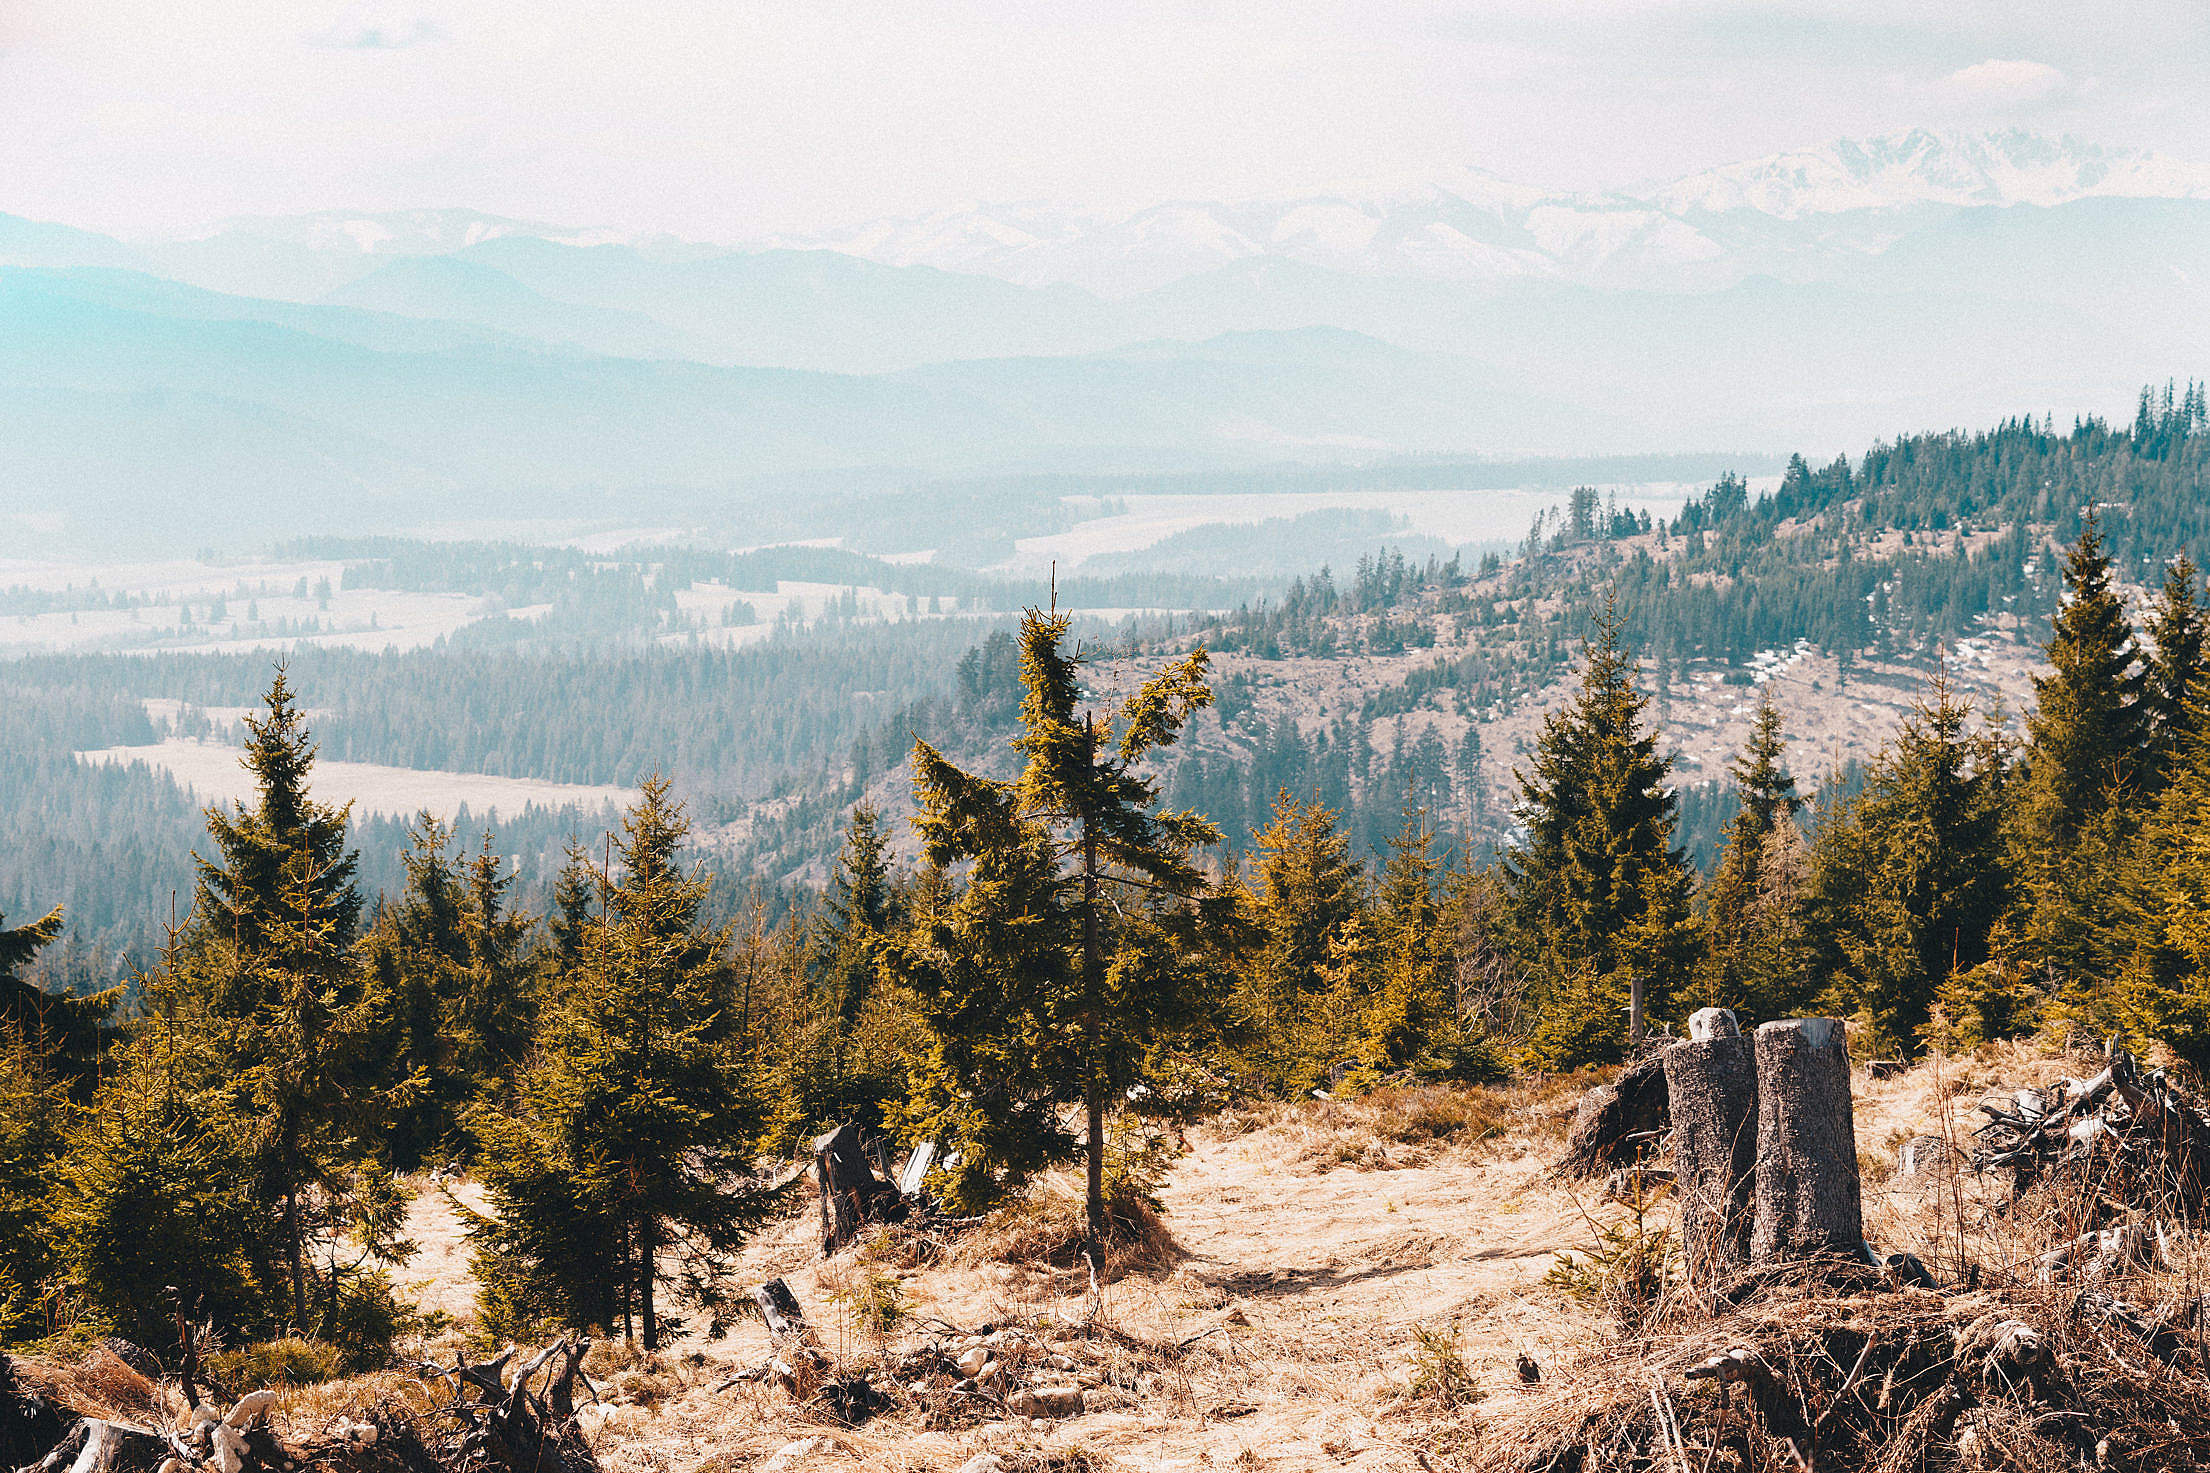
[1807,676,2011,1050]
[153,668,390,1331]
[470,778,773,1349]
[893,608,1219,1280]
[1504,600,1695,1067]
[2014,518,2151,985]
[1695,691,1803,1019]
[2144,555,2206,785]
[1239,792,1365,1092]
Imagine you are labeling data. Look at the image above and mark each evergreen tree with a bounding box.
[1806,677,2011,1051]
[1238,792,1365,1091]
[2144,555,2206,784]
[1504,600,1695,1066]
[1694,691,1803,1019]
[0,903,111,1085]
[892,608,1219,1279]
[471,778,773,1349]
[196,667,363,966]
[0,1026,66,1333]
[152,669,392,1332]
[2013,518,2150,984]
[1354,802,1480,1080]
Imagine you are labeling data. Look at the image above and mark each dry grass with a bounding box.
[1218,1075,1583,1173]
[952,1170,1181,1281]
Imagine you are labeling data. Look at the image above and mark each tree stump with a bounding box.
[815,1124,902,1255]
[1750,1017,1863,1262]
[1554,1049,1671,1179]
[1664,1026,1757,1283]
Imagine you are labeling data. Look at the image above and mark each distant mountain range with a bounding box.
[0,129,2202,555]
[777,130,2210,293]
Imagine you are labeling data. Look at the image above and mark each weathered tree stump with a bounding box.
[1750,1017,1863,1262]
[815,1124,903,1255]
[1664,1015,1757,1284]
[17,1419,167,1473]
[1554,1049,1671,1179]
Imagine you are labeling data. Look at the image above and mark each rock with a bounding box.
[1686,1007,1739,1042]
[210,1424,249,1473]
[759,1437,824,1473]
[954,1347,989,1379]
[956,1457,1006,1473]
[223,1391,278,1430]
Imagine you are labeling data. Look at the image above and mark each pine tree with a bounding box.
[2013,518,2150,985]
[153,669,390,1332]
[0,903,111,1084]
[471,778,773,1349]
[892,608,1219,1280]
[1354,802,1477,1080]
[1505,599,1695,1066]
[1695,691,1803,1019]
[1239,792,1365,1091]
[2144,556,2205,785]
[1806,677,2011,1051]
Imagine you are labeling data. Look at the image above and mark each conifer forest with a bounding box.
[0,388,2207,1389]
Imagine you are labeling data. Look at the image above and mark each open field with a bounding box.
[362,1039,2144,1473]
[77,737,637,821]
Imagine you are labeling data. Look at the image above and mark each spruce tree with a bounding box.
[1239,792,1364,1091]
[154,668,390,1332]
[2014,518,2150,985]
[1806,677,2010,1050]
[1505,600,1695,1066]
[2018,514,2147,837]
[471,778,773,1349]
[2144,555,2205,785]
[0,903,111,1084]
[1695,691,1803,1019]
[196,667,362,967]
[1354,802,1478,1080]
[892,608,1219,1280]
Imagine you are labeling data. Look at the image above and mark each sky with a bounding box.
[4,0,2208,241]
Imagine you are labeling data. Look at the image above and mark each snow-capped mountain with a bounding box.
[770,131,2210,295]
[1656,129,2210,219]
[168,207,647,257]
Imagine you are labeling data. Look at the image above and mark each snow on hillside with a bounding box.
[1655,128,2210,219]
[774,130,2210,292]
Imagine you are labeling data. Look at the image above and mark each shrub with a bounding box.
[208,1336,345,1388]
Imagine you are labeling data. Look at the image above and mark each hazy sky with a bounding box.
[4,0,2207,239]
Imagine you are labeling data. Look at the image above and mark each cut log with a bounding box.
[1554,1049,1671,1179]
[1750,1017,1863,1263]
[815,1124,904,1255]
[18,1419,168,1473]
[1665,1033,1757,1284]
[754,1279,808,1339]
[0,1357,71,1471]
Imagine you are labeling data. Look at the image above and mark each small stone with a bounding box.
[758,1436,824,1473]
[954,1346,989,1378]
[956,1457,1006,1473]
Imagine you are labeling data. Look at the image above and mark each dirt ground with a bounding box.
[382,1044,2092,1473]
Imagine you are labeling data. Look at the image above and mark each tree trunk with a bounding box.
[284,1113,306,1332]
[1750,1017,1863,1262]
[814,1123,901,1254]
[639,1215,658,1351]
[1081,820,1106,1290]
[1664,1015,1757,1285]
